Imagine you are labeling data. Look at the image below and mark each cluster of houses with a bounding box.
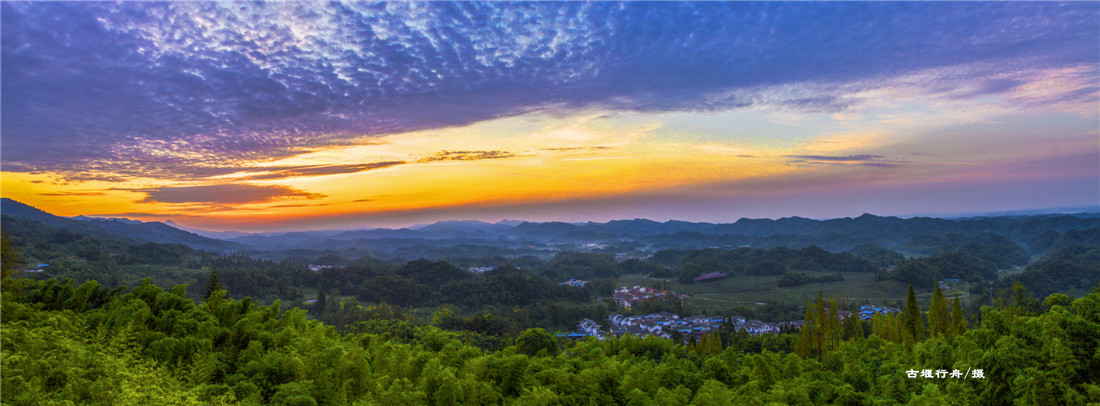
[857,305,901,320]
[560,279,588,287]
[468,266,497,273]
[613,286,685,308]
[562,303,904,342]
[565,312,797,341]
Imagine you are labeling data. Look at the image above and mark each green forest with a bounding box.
[3,272,1099,405]
[4,207,1100,404]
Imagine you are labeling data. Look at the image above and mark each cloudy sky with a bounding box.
[2,2,1097,231]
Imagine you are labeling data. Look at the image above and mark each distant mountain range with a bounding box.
[161,219,256,240]
[214,208,1100,260]
[2,197,1098,260]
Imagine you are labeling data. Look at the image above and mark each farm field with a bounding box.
[615,272,938,312]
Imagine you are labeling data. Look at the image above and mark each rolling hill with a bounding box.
[1,198,240,252]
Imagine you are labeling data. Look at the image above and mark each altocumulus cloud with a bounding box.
[2,2,1096,180]
[785,154,907,168]
[134,184,324,205]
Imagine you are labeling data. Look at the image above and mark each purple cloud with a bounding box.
[2,2,1096,180]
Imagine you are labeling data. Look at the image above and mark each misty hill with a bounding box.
[6,197,1098,262]
[1,199,119,238]
[412,220,517,238]
[1,198,240,252]
[567,214,1100,246]
[707,213,1100,244]
[331,229,425,240]
[225,230,347,251]
[509,221,583,239]
[163,220,255,239]
[1000,243,1100,297]
[73,217,241,252]
[215,211,1100,262]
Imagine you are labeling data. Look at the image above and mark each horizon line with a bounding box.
[7,197,1092,235]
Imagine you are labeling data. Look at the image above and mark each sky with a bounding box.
[1,2,1098,232]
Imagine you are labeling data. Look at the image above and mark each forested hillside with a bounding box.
[4,201,1100,404]
[2,275,1098,405]
[7,204,1100,332]
[0,199,239,252]
[1000,244,1100,298]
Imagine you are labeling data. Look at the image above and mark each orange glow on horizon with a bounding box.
[3,89,1096,232]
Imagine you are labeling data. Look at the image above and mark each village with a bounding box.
[566,312,786,342]
[562,285,901,342]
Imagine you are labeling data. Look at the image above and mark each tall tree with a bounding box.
[796,304,816,358]
[815,292,827,358]
[903,285,924,342]
[827,297,842,351]
[1009,282,1037,315]
[928,285,949,335]
[842,298,863,340]
[696,331,723,356]
[797,292,843,360]
[313,287,328,316]
[871,312,900,343]
[951,293,966,334]
[203,267,222,300]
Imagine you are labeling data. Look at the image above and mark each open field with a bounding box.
[616,272,929,311]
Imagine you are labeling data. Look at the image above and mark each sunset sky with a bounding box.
[2,2,1097,232]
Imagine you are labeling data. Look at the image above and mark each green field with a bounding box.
[616,271,931,312]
